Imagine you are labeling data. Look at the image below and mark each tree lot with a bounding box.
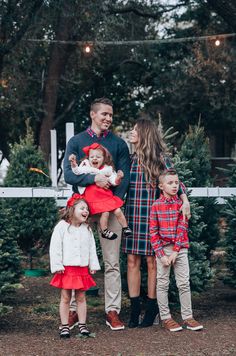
[0,0,236,164]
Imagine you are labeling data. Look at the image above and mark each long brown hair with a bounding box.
[134,118,168,186]
[60,198,90,224]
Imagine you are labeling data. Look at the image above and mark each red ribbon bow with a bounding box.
[67,193,84,207]
[82,143,101,156]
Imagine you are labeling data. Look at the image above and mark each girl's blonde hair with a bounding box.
[134,118,168,186]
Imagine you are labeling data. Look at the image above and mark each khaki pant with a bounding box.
[156,245,193,321]
[97,213,122,314]
[70,213,122,314]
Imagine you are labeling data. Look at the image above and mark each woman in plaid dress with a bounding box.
[122,118,190,328]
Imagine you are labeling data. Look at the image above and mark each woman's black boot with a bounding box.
[128,296,141,328]
[139,297,158,328]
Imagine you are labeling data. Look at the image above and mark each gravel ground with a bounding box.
[0,272,236,356]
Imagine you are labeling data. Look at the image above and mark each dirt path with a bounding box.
[0,272,236,356]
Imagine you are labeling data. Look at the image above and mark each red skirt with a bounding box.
[84,185,123,215]
[50,266,96,290]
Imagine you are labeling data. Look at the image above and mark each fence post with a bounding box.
[66,122,75,143]
[50,129,57,187]
[65,123,75,189]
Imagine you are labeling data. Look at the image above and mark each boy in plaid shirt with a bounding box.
[150,169,203,332]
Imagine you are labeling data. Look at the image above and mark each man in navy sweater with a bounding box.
[64,98,130,330]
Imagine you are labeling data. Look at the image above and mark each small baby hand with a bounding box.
[160,255,170,267]
[117,170,124,179]
[90,270,96,275]
[69,154,77,168]
[57,269,65,274]
[69,154,76,162]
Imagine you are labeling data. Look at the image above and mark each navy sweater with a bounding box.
[64,130,131,199]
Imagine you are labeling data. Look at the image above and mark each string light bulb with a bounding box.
[84,44,92,53]
[215,39,221,46]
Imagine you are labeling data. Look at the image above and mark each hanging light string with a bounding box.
[22,33,236,47]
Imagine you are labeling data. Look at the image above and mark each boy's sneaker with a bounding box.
[101,229,117,240]
[68,311,79,330]
[182,318,203,331]
[106,311,125,330]
[162,318,183,332]
[59,325,70,339]
[122,227,132,239]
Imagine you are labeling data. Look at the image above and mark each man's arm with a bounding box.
[64,136,96,187]
[113,139,131,199]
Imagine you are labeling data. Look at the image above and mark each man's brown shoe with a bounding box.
[106,311,125,330]
[68,311,79,330]
[182,318,203,331]
[162,318,183,332]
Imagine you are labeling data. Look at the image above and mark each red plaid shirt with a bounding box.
[150,194,189,258]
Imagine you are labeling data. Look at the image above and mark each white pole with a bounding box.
[65,123,75,189]
[50,129,57,187]
[66,122,74,143]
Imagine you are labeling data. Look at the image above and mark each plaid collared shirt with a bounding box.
[150,194,189,258]
[86,127,109,138]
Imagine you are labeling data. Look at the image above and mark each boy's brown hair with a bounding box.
[158,169,178,184]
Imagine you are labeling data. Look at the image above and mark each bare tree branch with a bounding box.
[53,99,76,127]
[107,1,190,19]
[1,0,44,55]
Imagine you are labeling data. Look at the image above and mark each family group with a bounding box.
[49,97,203,339]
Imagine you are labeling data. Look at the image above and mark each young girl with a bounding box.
[69,142,132,241]
[49,194,100,338]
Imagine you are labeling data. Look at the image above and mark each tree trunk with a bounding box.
[39,6,76,162]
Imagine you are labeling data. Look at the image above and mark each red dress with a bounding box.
[50,266,96,290]
[83,185,124,215]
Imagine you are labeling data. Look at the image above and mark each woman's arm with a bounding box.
[162,155,191,220]
[179,193,191,220]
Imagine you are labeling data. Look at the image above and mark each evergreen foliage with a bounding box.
[223,162,236,288]
[4,124,58,269]
[0,200,22,315]
[173,152,213,295]
[179,124,211,187]
[179,123,219,258]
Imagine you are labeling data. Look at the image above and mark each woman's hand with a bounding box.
[180,194,191,221]
[90,270,96,274]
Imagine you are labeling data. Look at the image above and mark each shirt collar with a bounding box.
[160,193,179,203]
[86,126,109,138]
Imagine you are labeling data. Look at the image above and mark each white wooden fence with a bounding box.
[0,123,235,206]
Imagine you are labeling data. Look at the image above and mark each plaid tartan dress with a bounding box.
[122,156,160,256]
[122,155,186,256]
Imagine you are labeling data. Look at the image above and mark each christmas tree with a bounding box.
[4,123,58,269]
[223,162,236,288]
[172,153,213,295]
[179,123,219,259]
[0,200,22,315]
